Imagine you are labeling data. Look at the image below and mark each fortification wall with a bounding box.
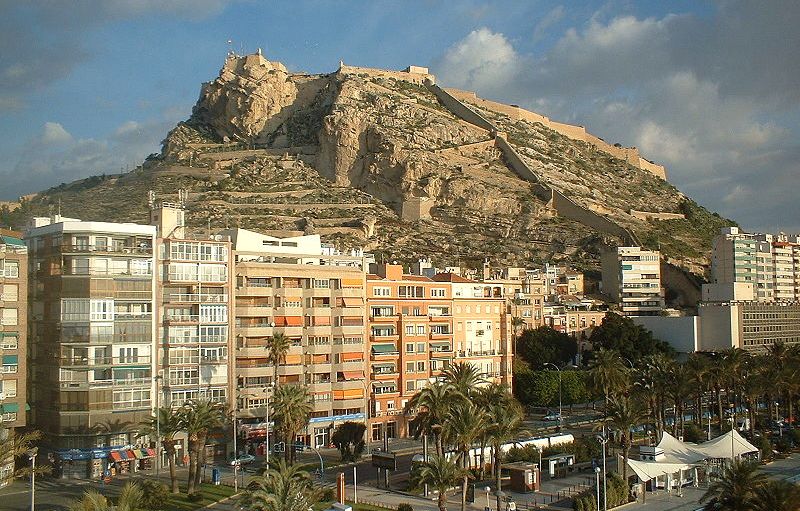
[338,64,433,85]
[426,84,496,131]
[630,210,685,221]
[551,192,634,244]
[444,88,666,180]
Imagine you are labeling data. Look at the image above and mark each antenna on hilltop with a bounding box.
[227,39,235,58]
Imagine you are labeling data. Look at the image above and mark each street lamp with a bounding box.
[543,363,562,422]
[27,447,37,511]
[264,383,274,466]
[596,426,608,511]
[594,466,601,511]
[154,373,163,476]
[485,486,491,511]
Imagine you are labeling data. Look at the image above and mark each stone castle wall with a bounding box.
[337,64,434,85]
[443,88,666,180]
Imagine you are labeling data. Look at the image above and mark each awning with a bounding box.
[341,352,363,362]
[146,448,156,457]
[109,452,123,462]
[628,459,691,481]
[2,355,18,365]
[284,354,302,365]
[0,403,19,413]
[284,316,303,326]
[371,343,396,354]
[132,450,144,459]
[341,278,362,287]
[341,297,363,306]
[341,371,364,380]
[431,341,451,347]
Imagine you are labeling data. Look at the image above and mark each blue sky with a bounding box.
[1,1,798,232]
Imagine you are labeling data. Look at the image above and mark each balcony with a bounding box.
[235,306,272,317]
[238,366,270,377]
[332,380,366,391]
[164,313,200,325]
[429,330,452,340]
[60,356,152,367]
[236,325,273,337]
[60,244,153,256]
[332,398,365,409]
[237,286,272,297]
[307,362,332,374]
[308,382,332,392]
[168,293,228,304]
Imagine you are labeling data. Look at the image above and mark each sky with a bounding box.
[1,0,798,233]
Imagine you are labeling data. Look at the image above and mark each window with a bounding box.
[0,335,17,350]
[113,389,150,410]
[406,362,415,373]
[168,262,198,281]
[90,299,114,321]
[416,343,425,353]
[118,347,139,364]
[371,306,394,317]
[431,288,446,297]
[430,360,439,371]
[1,308,17,326]
[1,284,18,301]
[200,304,227,323]
[406,380,415,391]
[417,361,425,372]
[373,287,390,297]
[199,264,227,283]
[200,326,228,343]
[0,379,17,398]
[406,343,414,353]
[416,325,425,335]
[312,279,330,289]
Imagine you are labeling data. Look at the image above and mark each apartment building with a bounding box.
[601,247,664,315]
[366,265,511,441]
[0,234,27,431]
[711,227,776,301]
[26,216,156,476]
[226,228,368,449]
[151,200,234,419]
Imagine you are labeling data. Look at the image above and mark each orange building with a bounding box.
[366,265,512,440]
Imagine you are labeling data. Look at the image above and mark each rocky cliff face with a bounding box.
[7,53,733,277]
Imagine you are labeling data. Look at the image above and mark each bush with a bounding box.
[137,480,171,510]
[758,435,773,460]
[682,423,704,443]
[791,429,800,446]
[187,493,204,502]
[321,488,336,502]
[397,504,414,511]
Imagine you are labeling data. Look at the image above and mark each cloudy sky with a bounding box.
[1,1,798,232]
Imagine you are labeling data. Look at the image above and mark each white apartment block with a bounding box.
[601,246,664,316]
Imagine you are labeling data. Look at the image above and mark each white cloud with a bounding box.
[41,122,73,145]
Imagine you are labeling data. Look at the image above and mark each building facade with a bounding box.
[227,228,368,449]
[26,216,156,474]
[601,247,664,315]
[0,234,27,430]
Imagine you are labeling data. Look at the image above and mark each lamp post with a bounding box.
[265,383,274,466]
[594,466,601,511]
[485,486,491,510]
[596,426,608,511]
[775,402,782,438]
[232,413,239,492]
[154,374,162,476]
[543,363,562,422]
[27,447,37,511]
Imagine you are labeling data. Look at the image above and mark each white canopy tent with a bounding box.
[626,430,760,490]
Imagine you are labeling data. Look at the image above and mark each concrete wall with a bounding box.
[697,303,739,351]
[552,191,637,244]
[633,316,700,353]
[629,210,686,221]
[702,282,755,302]
[339,64,434,85]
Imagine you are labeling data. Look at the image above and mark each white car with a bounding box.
[230,454,256,466]
[543,412,562,422]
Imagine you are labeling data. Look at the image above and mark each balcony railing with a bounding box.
[61,244,153,255]
[168,293,228,303]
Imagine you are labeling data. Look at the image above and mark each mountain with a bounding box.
[0,52,733,294]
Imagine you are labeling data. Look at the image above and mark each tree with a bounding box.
[418,455,466,511]
[588,313,673,360]
[266,332,291,388]
[516,326,577,367]
[406,380,461,456]
[443,402,487,511]
[587,349,629,404]
[139,407,182,493]
[240,459,321,511]
[271,384,312,463]
[442,362,486,398]
[179,399,226,496]
[751,480,800,511]
[485,395,524,511]
[686,353,710,425]
[69,482,144,511]
[700,460,767,511]
[331,421,366,462]
[605,394,646,485]
[0,428,48,487]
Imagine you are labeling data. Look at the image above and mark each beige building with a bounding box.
[26,216,156,477]
[0,234,27,431]
[602,247,664,315]
[226,228,368,449]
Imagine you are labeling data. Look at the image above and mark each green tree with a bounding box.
[266,332,291,388]
[751,480,800,511]
[443,402,487,511]
[271,384,312,463]
[486,396,524,511]
[516,326,578,367]
[139,406,182,493]
[587,349,629,404]
[418,455,466,511]
[240,459,321,511]
[605,394,646,485]
[406,380,462,456]
[69,482,143,511]
[512,367,559,407]
[179,399,226,496]
[136,480,171,511]
[442,362,486,398]
[588,313,673,360]
[700,460,767,511]
[0,428,48,487]
[331,421,366,462]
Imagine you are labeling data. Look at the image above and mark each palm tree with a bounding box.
[139,406,182,493]
[0,428,46,486]
[700,460,767,511]
[443,362,486,398]
[418,455,466,511]
[475,383,511,478]
[666,363,693,438]
[605,394,646,485]
[587,349,629,404]
[686,353,710,425]
[239,458,320,511]
[751,480,800,511]
[179,399,226,496]
[406,380,461,456]
[69,482,143,511]
[271,384,312,463]
[485,396,524,511]
[266,332,292,388]
[443,401,487,511]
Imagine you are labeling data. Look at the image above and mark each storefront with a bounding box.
[54,448,110,479]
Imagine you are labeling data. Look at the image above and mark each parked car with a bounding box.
[229,453,256,466]
[543,411,562,422]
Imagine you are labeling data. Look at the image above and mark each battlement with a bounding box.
[337,63,435,85]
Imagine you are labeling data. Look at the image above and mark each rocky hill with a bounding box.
[1,52,733,286]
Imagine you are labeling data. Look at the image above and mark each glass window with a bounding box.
[1,284,18,301]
